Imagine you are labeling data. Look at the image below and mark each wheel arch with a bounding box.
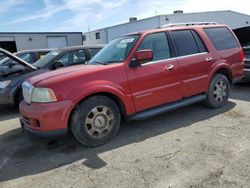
[208,65,233,88]
[68,91,129,129]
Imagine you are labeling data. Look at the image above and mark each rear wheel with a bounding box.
[205,74,230,108]
[71,95,121,147]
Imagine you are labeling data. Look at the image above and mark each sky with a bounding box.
[0,0,249,32]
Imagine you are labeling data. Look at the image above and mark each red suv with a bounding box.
[20,23,244,146]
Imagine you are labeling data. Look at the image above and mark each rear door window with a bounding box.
[204,27,239,51]
[170,30,205,56]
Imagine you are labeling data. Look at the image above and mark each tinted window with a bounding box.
[191,30,207,53]
[138,32,171,61]
[204,27,239,51]
[89,48,102,58]
[171,30,200,56]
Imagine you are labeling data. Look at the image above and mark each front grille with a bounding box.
[22,81,33,104]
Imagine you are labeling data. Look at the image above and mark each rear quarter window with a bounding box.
[204,27,240,51]
[170,30,206,56]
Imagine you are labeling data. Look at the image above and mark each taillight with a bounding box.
[240,48,244,62]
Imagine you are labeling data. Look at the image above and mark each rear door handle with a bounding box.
[164,64,174,71]
[205,57,213,62]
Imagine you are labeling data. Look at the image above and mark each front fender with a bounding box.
[70,80,135,115]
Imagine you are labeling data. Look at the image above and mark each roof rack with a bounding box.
[161,22,217,28]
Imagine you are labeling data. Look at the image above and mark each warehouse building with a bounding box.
[83,10,250,46]
[0,32,83,52]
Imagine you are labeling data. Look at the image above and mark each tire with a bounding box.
[70,95,121,147]
[205,74,230,108]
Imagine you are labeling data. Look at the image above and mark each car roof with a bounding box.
[16,49,54,54]
[56,45,105,53]
[126,23,228,36]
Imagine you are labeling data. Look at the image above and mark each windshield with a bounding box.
[88,35,139,65]
[33,50,60,68]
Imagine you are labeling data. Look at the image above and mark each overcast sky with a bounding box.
[0,0,249,32]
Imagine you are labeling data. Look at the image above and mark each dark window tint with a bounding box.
[191,30,207,53]
[138,32,171,61]
[89,48,102,58]
[171,30,200,56]
[204,27,239,51]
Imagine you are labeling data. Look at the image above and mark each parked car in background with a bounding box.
[20,23,243,146]
[0,49,52,66]
[242,45,250,81]
[15,49,52,64]
[0,45,103,106]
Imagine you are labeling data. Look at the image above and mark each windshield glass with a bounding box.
[33,50,60,68]
[88,35,139,65]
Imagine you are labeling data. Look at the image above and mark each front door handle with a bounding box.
[164,64,174,71]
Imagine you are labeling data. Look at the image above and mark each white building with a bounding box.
[83,10,250,46]
[0,32,83,52]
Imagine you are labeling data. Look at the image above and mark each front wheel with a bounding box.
[70,96,121,147]
[205,74,230,108]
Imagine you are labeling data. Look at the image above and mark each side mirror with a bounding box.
[51,60,64,70]
[130,50,153,67]
[135,50,153,62]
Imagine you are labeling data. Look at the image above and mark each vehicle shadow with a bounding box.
[0,101,236,182]
[0,106,19,122]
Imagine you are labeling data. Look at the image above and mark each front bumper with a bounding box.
[19,100,74,137]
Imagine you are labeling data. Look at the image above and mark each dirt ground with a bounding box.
[0,83,250,188]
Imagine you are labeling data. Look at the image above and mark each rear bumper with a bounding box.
[19,100,74,136]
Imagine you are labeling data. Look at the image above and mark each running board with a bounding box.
[128,94,206,121]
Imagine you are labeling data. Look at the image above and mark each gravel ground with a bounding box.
[0,83,250,188]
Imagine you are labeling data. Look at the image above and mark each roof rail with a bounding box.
[161,22,217,28]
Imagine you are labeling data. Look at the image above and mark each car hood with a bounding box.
[28,64,108,85]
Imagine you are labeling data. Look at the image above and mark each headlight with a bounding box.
[31,88,57,103]
[0,80,11,89]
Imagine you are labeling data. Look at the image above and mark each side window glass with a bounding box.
[204,27,239,51]
[57,53,70,66]
[73,49,86,64]
[89,48,101,58]
[138,32,171,61]
[171,30,199,56]
[191,30,207,53]
[19,53,35,63]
